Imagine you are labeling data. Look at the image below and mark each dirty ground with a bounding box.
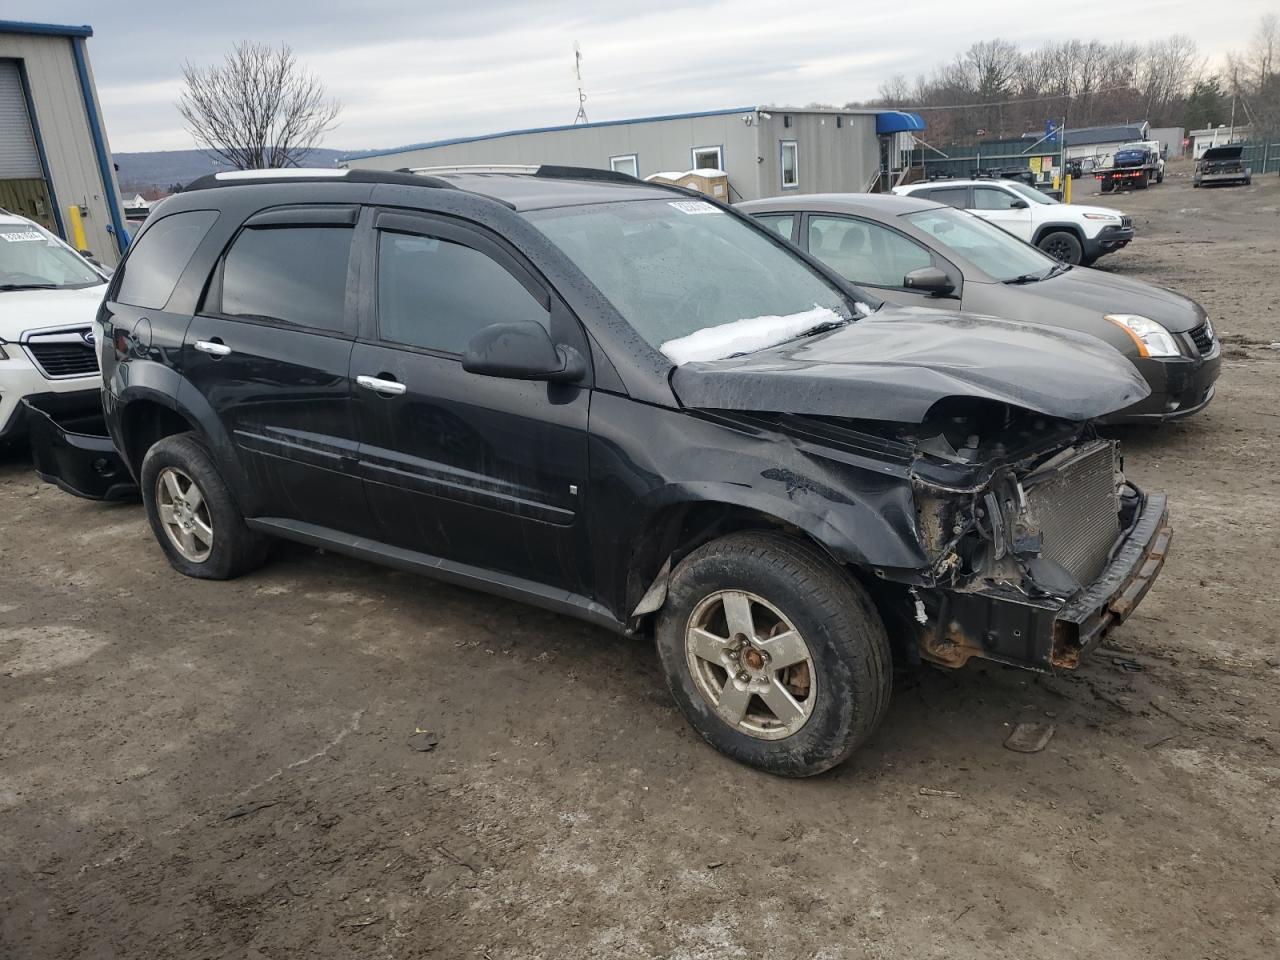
[2,161,1278,959]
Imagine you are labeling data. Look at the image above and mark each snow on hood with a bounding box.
[0,284,108,341]
[661,306,855,365]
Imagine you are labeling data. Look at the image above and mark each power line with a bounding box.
[893,85,1140,112]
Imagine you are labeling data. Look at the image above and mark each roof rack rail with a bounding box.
[183,167,460,192]
[405,163,641,185]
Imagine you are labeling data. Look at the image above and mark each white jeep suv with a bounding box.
[892,178,1133,266]
[0,211,110,440]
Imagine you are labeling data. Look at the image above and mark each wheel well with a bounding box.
[119,401,197,475]
[626,501,890,624]
[1034,224,1084,247]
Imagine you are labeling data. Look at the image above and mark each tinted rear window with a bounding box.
[220,226,353,331]
[115,210,218,309]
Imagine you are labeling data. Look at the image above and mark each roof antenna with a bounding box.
[573,42,588,125]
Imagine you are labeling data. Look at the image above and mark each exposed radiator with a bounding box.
[1022,441,1120,587]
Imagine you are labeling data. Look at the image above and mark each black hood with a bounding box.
[670,307,1150,423]
[1013,265,1208,334]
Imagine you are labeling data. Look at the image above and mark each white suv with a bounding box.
[0,211,110,440]
[892,178,1133,266]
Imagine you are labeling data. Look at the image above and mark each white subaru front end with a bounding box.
[0,216,110,439]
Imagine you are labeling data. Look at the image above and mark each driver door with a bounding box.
[970,185,1034,241]
[801,214,958,308]
[350,210,593,595]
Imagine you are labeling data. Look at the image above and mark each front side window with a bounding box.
[610,154,639,178]
[1005,181,1058,205]
[691,146,723,171]
[807,216,932,288]
[526,199,858,359]
[781,141,799,189]
[219,226,352,331]
[906,207,1055,282]
[753,213,796,241]
[115,210,218,308]
[973,186,1022,210]
[0,222,104,291]
[376,231,547,355]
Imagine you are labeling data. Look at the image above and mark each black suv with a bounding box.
[31,165,1171,776]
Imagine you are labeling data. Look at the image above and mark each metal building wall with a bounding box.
[752,111,879,198]
[0,27,125,264]
[346,111,763,200]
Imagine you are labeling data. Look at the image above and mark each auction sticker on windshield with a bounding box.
[1,231,44,242]
[668,200,717,215]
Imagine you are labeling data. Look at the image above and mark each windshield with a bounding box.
[0,222,104,290]
[906,207,1056,281]
[1005,181,1057,205]
[525,199,858,360]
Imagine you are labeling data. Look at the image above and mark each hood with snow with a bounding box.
[669,306,1150,423]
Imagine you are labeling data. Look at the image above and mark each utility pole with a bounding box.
[573,43,588,125]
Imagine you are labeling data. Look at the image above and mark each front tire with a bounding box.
[141,433,268,580]
[655,532,892,777]
[1037,230,1083,265]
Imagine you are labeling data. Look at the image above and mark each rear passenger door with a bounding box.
[350,210,592,595]
[182,205,372,532]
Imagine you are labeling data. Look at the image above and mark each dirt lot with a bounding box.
[2,160,1279,959]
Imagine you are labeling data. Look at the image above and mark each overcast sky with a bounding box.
[11,1,1277,154]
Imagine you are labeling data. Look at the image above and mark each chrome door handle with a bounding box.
[356,374,406,397]
[194,340,231,357]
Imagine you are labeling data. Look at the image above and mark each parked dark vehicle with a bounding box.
[34,166,1170,776]
[1194,146,1252,187]
[741,193,1220,422]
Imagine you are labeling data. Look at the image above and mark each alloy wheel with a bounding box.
[155,466,213,563]
[684,590,816,740]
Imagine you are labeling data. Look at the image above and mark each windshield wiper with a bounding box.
[1044,261,1072,279]
[0,282,59,291]
[799,316,852,338]
[1002,273,1043,285]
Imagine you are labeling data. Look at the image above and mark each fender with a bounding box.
[1031,222,1087,246]
[109,363,264,515]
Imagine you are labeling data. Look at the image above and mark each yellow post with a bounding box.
[1063,174,1073,204]
[66,204,87,251]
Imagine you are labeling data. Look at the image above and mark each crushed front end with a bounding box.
[892,403,1171,673]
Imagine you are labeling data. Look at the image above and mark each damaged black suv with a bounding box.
[43,165,1171,776]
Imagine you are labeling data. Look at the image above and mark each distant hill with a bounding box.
[114,148,349,191]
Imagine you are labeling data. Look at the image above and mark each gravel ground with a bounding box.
[2,160,1278,959]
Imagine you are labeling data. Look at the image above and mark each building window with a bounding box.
[609,154,639,178]
[691,146,723,171]
[783,115,793,129]
[836,115,843,128]
[781,140,799,189]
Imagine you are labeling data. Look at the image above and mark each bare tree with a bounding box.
[177,42,341,170]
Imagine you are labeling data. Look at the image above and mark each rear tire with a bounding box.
[655,532,892,777]
[141,433,268,580]
[1037,230,1083,265]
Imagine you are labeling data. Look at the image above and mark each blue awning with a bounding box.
[876,111,925,135]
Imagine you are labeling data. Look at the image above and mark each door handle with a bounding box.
[194,339,231,357]
[356,374,407,397]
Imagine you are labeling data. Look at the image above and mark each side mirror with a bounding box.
[1009,199,1030,209]
[903,266,955,297]
[462,321,585,382]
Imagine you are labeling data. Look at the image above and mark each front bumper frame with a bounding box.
[916,492,1171,673]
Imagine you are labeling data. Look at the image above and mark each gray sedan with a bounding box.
[738,193,1220,423]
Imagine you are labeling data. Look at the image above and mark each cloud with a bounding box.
[14,0,1278,151]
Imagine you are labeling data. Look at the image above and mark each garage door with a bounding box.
[0,59,43,179]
